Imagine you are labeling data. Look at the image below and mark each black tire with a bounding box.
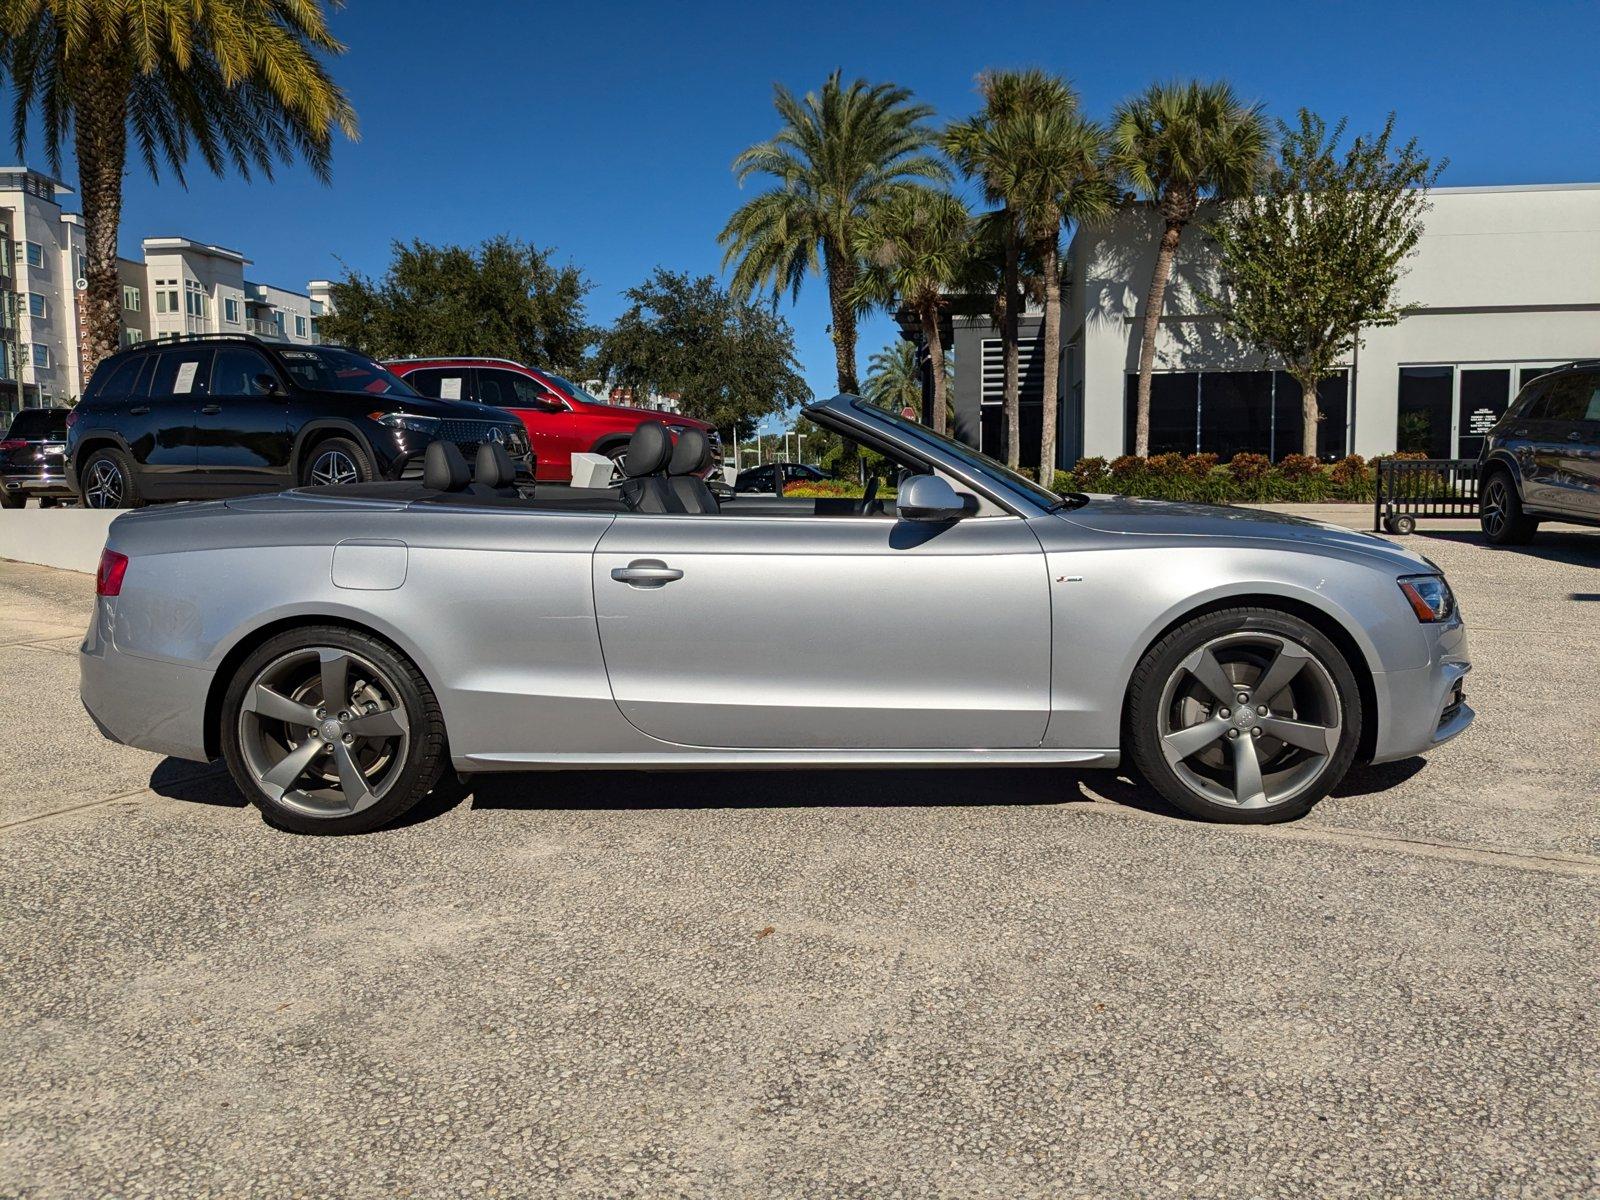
[1126,607,1363,824]
[38,496,59,509]
[0,491,23,509]
[221,625,448,835]
[79,447,144,509]
[301,436,376,488]
[1390,514,1416,536]
[1479,469,1537,546]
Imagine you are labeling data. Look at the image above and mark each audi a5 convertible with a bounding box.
[79,394,1472,835]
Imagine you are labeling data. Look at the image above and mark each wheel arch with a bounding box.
[290,420,380,481]
[1119,592,1381,765]
[588,432,632,458]
[70,430,134,474]
[1478,451,1523,491]
[201,612,446,761]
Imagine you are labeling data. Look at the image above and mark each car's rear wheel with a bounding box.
[1479,470,1538,545]
[0,491,22,509]
[302,437,375,488]
[1126,608,1362,824]
[79,448,143,509]
[221,626,447,835]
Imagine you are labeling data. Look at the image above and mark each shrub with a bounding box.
[1108,454,1144,479]
[1182,452,1219,479]
[1327,453,1368,486]
[1068,456,1109,491]
[1227,452,1272,484]
[1146,452,1187,479]
[1276,453,1321,480]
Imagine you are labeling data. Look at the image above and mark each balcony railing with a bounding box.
[245,318,286,340]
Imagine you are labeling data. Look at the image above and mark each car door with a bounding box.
[1532,373,1595,516]
[592,510,1052,749]
[474,368,573,481]
[1556,371,1600,519]
[131,346,215,494]
[192,344,292,492]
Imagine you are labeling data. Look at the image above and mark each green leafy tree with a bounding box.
[1207,111,1443,457]
[1111,80,1269,456]
[945,69,1076,469]
[597,268,810,436]
[850,186,972,434]
[863,337,953,422]
[719,71,947,396]
[319,237,591,370]
[0,0,357,377]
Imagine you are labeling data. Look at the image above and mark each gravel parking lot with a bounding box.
[2,511,1597,1198]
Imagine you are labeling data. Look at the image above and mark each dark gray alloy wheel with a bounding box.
[80,449,141,509]
[1479,472,1537,545]
[222,628,447,834]
[1128,610,1362,823]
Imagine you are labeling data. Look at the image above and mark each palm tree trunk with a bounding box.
[72,49,132,383]
[1038,239,1062,482]
[1001,220,1022,469]
[920,301,948,437]
[823,239,861,395]
[1134,218,1184,457]
[1300,375,1321,458]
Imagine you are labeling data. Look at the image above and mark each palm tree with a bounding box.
[946,69,1077,469]
[1111,80,1269,456]
[0,1,357,379]
[720,71,947,397]
[850,186,971,434]
[863,338,955,426]
[981,106,1112,476]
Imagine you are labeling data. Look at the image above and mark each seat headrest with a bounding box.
[621,421,672,478]
[423,440,471,492]
[474,440,518,489]
[667,427,711,476]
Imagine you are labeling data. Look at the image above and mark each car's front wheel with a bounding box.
[1479,470,1538,546]
[1126,608,1363,823]
[221,626,448,835]
[302,437,375,488]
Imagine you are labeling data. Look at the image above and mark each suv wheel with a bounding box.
[221,625,448,835]
[303,437,374,488]
[0,491,23,510]
[1480,470,1538,545]
[80,448,143,509]
[1126,607,1362,824]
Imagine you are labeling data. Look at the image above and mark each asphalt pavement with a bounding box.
[1,511,1596,1198]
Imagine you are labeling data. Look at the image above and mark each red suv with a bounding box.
[386,358,718,483]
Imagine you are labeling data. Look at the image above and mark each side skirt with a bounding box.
[454,748,1121,772]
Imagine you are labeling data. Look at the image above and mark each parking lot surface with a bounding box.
[2,513,1597,1198]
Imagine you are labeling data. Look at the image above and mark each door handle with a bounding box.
[610,559,683,587]
[129,405,150,415]
[200,404,222,415]
[1568,430,1582,442]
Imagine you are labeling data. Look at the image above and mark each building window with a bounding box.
[24,241,44,270]
[294,314,307,338]
[1396,367,1453,458]
[27,292,45,319]
[123,285,142,312]
[76,253,87,281]
[224,297,240,323]
[1124,371,1349,461]
[184,280,206,318]
[154,280,179,314]
[274,312,285,335]
[31,343,49,368]
[122,328,145,346]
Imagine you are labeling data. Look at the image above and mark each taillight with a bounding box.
[96,549,129,597]
[0,439,25,451]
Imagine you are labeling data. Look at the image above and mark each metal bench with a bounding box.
[1373,458,1480,535]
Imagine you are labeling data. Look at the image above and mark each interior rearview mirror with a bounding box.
[897,474,972,522]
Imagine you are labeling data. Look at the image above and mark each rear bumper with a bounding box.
[1369,619,1474,764]
[79,601,213,763]
[3,470,72,496]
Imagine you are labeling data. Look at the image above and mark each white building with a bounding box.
[949,182,1600,470]
[141,236,323,348]
[0,167,82,404]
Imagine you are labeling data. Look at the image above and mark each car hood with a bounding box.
[1057,495,1435,573]
[579,401,711,430]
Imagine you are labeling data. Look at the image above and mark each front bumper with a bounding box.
[79,599,214,763]
[1369,618,1474,764]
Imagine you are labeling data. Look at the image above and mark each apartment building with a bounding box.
[943,182,1600,472]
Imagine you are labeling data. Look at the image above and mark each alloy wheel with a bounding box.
[83,459,124,508]
[309,449,359,487]
[1156,632,1343,810]
[1481,478,1509,539]
[237,647,410,819]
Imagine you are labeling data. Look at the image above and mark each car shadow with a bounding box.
[1412,528,1600,566]
[149,754,1433,831]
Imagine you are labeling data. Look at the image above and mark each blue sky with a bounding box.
[19,0,1600,420]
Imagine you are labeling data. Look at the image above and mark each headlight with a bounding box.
[370,412,440,434]
[1398,574,1456,622]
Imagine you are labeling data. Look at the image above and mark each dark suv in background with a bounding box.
[1,407,73,508]
[67,335,530,508]
[1478,361,1600,544]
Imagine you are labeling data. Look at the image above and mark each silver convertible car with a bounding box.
[80,394,1472,835]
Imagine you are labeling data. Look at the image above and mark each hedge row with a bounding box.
[1053,451,1429,505]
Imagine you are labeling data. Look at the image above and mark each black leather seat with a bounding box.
[617,421,680,513]
[470,441,522,497]
[422,441,471,492]
[666,427,719,514]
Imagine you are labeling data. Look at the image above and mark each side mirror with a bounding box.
[897,474,972,522]
[254,372,281,395]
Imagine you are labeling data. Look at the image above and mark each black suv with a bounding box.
[1478,361,1600,545]
[67,335,531,508]
[1,407,73,508]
